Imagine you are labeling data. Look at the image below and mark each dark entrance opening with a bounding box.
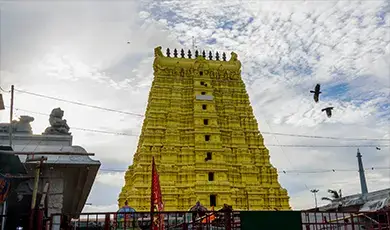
[208,172,214,181]
[210,195,216,207]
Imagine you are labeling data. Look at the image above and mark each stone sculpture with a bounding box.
[43,108,71,135]
[154,46,163,57]
[0,116,34,134]
[14,116,34,134]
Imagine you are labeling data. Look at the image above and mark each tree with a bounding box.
[321,189,342,202]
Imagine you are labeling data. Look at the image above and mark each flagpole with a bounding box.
[9,85,14,147]
[150,157,165,230]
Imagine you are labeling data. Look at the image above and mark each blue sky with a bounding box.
[0,0,389,211]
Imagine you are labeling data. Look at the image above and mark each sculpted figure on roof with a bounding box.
[43,108,71,135]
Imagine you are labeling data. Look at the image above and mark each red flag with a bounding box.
[150,157,164,230]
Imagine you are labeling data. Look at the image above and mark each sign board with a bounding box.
[196,95,214,101]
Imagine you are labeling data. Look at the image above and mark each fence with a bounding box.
[300,211,390,230]
[2,210,388,230]
[52,211,240,230]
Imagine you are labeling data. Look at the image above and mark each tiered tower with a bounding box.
[119,47,290,211]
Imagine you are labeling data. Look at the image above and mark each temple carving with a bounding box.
[118,46,290,211]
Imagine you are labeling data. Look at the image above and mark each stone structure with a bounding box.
[0,115,34,134]
[118,47,290,211]
[43,108,71,135]
[0,110,100,218]
[308,188,390,212]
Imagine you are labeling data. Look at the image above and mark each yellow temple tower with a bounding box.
[118,47,290,211]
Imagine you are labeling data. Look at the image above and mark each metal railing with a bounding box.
[47,210,390,230]
[51,211,240,230]
[301,210,390,230]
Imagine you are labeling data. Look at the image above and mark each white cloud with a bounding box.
[95,172,125,188]
[1,0,389,212]
[82,204,118,213]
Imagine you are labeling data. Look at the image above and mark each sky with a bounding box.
[0,0,389,212]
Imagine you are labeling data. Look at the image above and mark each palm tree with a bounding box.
[321,189,342,202]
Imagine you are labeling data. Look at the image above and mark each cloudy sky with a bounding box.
[0,0,389,212]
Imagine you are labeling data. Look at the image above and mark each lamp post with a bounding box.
[310,189,319,209]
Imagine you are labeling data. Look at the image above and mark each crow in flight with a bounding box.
[310,84,321,103]
[376,147,381,150]
[322,107,334,118]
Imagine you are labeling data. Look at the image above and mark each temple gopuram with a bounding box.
[118,47,290,211]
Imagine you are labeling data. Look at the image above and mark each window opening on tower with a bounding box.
[205,135,210,141]
[202,104,207,110]
[200,81,205,85]
[204,119,209,125]
[208,172,214,181]
[201,92,206,95]
[210,195,216,207]
[205,152,212,161]
[200,71,203,76]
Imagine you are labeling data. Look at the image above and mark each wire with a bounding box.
[267,144,389,148]
[7,106,390,143]
[98,166,390,174]
[12,107,48,116]
[6,106,390,147]
[261,132,390,141]
[71,127,139,137]
[14,88,144,117]
[8,89,390,141]
[261,115,310,190]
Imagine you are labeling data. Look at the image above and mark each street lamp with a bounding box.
[310,189,319,209]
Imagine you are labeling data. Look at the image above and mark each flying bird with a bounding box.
[127,41,131,44]
[376,147,381,150]
[310,84,321,103]
[322,107,334,118]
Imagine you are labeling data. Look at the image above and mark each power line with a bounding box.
[7,106,390,143]
[261,132,390,141]
[14,88,144,117]
[12,107,48,116]
[71,127,139,137]
[267,144,389,148]
[98,166,390,174]
[6,107,390,147]
[260,115,311,190]
[279,166,390,174]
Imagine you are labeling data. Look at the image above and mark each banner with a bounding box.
[150,157,164,230]
[0,174,10,204]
